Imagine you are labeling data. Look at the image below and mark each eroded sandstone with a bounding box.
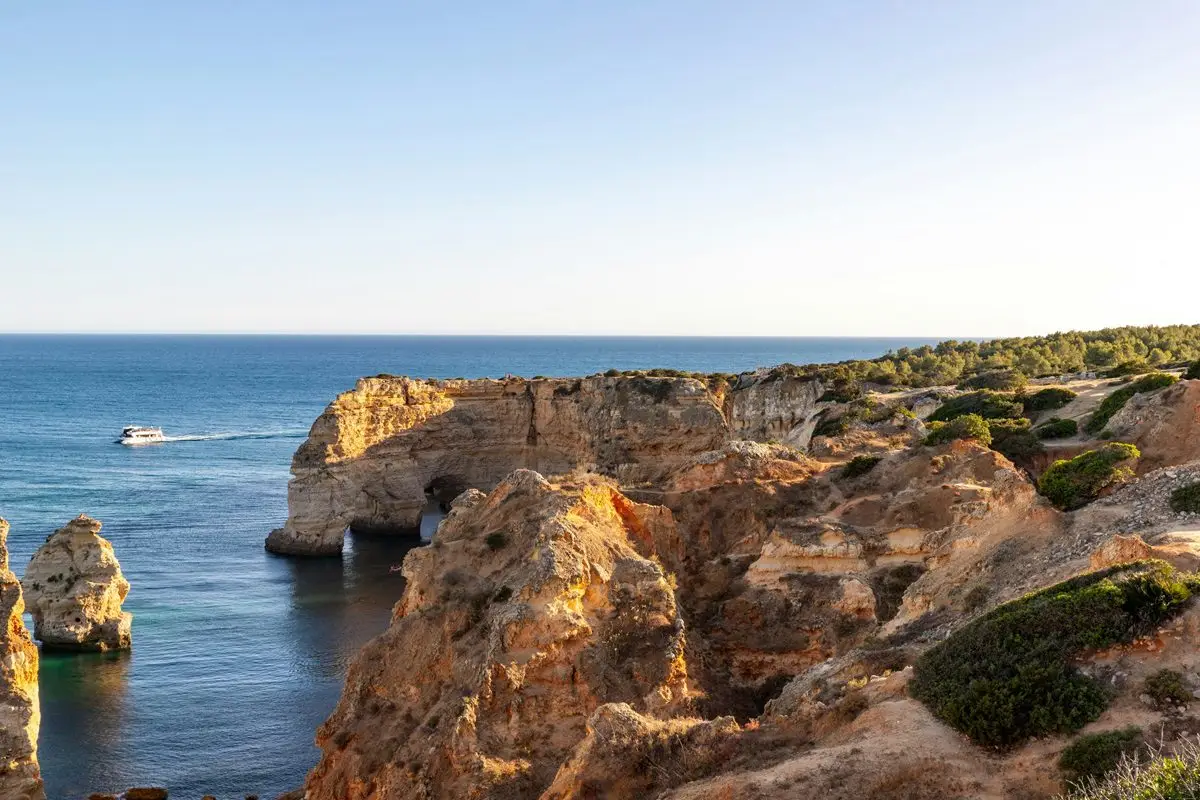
[304,470,692,799]
[266,374,828,556]
[22,515,132,651]
[0,519,44,800]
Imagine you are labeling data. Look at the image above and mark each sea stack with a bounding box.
[0,518,45,799]
[22,515,132,652]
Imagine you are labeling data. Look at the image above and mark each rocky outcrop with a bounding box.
[266,374,827,556]
[1106,379,1200,472]
[0,519,44,800]
[304,471,692,799]
[22,516,132,651]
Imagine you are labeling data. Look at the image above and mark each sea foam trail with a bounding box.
[160,430,308,443]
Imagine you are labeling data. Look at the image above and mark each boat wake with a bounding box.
[160,430,309,443]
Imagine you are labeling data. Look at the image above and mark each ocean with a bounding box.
[0,335,940,798]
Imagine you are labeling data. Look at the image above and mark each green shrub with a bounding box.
[603,368,621,378]
[813,414,850,438]
[929,391,1025,423]
[988,418,1044,463]
[1187,360,1200,380]
[1037,443,1140,510]
[1025,387,1078,413]
[1132,372,1181,393]
[1061,741,1200,800]
[910,561,1194,749]
[1171,483,1200,514]
[925,414,992,447]
[1059,727,1144,783]
[1086,373,1180,434]
[842,455,883,479]
[1037,418,1079,439]
[1144,669,1192,710]
[1106,361,1153,377]
[962,369,1028,391]
[819,378,863,403]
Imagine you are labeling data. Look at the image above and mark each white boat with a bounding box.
[117,426,165,445]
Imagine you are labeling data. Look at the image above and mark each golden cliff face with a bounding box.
[0,519,44,800]
[266,374,828,556]
[304,471,691,799]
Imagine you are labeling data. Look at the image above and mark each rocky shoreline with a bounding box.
[5,360,1200,798]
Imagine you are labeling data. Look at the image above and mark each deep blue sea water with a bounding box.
[0,335,941,799]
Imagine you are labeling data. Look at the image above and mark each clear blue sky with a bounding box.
[2,2,1198,335]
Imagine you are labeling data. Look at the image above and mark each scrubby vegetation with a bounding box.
[842,455,882,479]
[1025,387,1078,413]
[987,417,1044,463]
[766,325,1200,389]
[1144,669,1192,711]
[924,414,992,447]
[1061,737,1200,800]
[1058,727,1144,783]
[1171,482,1200,515]
[1187,360,1200,380]
[961,369,1028,391]
[910,561,1196,749]
[929,391,1025,423]
[1037,443,1140,510]
[1037,418,1079,439]
[1085,373,1180,434]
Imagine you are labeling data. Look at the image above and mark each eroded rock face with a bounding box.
[1107,379,1200,472]
[266,374,827,556]
[22,516,132,651]
[0,519,44,800]
[304,471,692,800]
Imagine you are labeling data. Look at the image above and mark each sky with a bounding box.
[1,2,1198,336]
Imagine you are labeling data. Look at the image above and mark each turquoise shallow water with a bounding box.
[0,335,939,798]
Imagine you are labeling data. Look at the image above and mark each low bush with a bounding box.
[1086,373,1180,434]
[962,369,1028,392]
[1172,482,1200,514]
[988,417,1044,463]
[819,378,863,403]
[1037,443,1140,510]
[1106,361,1153,377]
[1058,727,1144,783]
[1144,669,1192,710]
[1037,418,1079,439]
[1187,360,1200,380]
[842,454,882,479]
[929,391,1025,423]
[924,414,992,447]
[1025,387,1078,413]
[1061,737,1200,800]
[910,561,1195,749]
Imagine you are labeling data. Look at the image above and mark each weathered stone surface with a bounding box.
[304,471,691,799]
[266,374,829,556]
[22,516,132,651]
[0,519,44,800]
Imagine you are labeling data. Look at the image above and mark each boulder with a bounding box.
[22,516,132,651]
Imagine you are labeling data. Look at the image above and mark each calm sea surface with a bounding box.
[0,335,940,798]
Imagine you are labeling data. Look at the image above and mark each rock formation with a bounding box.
[22,515,132,651]
[305,470,691,798]
[0,519,44,800]
[265,373,828,556]
[290,363,1200,799]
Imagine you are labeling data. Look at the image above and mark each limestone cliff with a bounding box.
[296,365,1200,799]
[0,519,44,800]
[22,515,132,651]
[304,471,691,799]
[266,373,827,556]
